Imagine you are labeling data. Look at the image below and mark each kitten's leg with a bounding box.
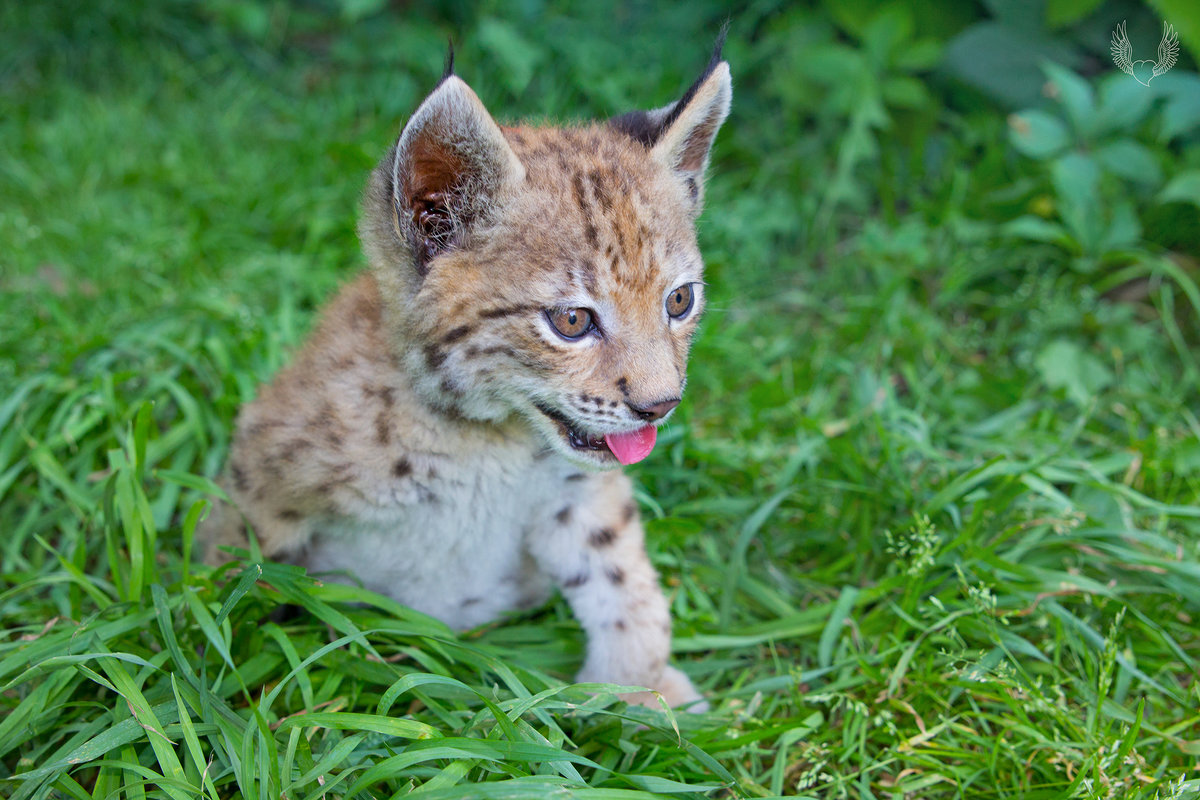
[199,409,334,564]
[528,472,706,710]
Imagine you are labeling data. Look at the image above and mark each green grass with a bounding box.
[3,2,1200,798]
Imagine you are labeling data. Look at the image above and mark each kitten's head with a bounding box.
[360,36,731,469]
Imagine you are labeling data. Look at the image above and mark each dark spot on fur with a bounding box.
[564,572,589,588]
[588,169,613,213]
[565,473,586,482]
[616,377,629,396]
[572,173,599,247]
[364,384,396,408]
[279,439,313,464]
[351,292,381,327]
[244,420,286,438]
[556,506,572,524]
[315,465,354,495]
[392,457,413,479]
[466,344,515,360]
[231,463,249,492]
[589,527,617,547]
[614,619,627,631]
[685,176,698,203]
[462,597,481,606]
[424,344,446,371]
[312,403,344,449]
[375,411,391,446]
[606,566,626,585]
[571,171,588,212]
[278,508,302,522]
[260,454,284,481]
[441,324,473,344]
[577,260,598,294]
[479,304,535,320]
[621,502,637,526]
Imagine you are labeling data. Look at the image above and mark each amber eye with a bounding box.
[546,307,595,340]
[666,284,695,319]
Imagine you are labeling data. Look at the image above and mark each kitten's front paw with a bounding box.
[619,665,708,712]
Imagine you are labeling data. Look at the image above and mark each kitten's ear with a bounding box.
[393,73,525,273]
[609,36,731,211]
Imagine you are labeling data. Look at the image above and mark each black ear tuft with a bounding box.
[608,109,664,147]
[609,22,729,148]
[438,38,456,87]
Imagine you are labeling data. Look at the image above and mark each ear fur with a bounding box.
[392,74,525,273]
[649,62,730,206]
[609,31,732,211]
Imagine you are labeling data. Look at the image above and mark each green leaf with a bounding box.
[1034,339,1115,407]
[275,711,439,740]
[1095,73,1156,135]
[1095,140,1162,186]
[1003,215,1070,245]
[945,22,1082,108]
[338,0,387,22]
[892,38,942,71]
[882,76,930,109]
[156,469,229,500]
[1101,199,1142,252]
[817,586,860,668]
[1158,73,1200,141]
[1051,153,1103,253]
[1144,0,1200,64]
[213,563,261,628]
[861,5,913,64]
[1041,62,1095,136]
[1009,110,1070,160]
[1045,0,1104,28]
[1159,170,1200,209]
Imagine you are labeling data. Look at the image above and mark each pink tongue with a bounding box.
[604,426,658,466]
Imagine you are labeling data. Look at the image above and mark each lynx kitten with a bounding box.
[203,38,731,709]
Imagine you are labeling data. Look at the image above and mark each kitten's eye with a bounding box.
[546,308,595,340]
[666,284,695,319]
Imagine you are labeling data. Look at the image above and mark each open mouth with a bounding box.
[533,403,658,465]
[535,403,611,453]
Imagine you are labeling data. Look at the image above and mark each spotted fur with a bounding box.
[201,39,731,710]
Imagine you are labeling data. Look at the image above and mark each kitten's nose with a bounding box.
[627,398,680,422]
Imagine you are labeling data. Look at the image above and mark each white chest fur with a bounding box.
[302,432,572,628]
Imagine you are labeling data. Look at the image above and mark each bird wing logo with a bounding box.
[1112,20,1179,86]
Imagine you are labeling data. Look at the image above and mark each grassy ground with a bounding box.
[2,2,1200,798]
